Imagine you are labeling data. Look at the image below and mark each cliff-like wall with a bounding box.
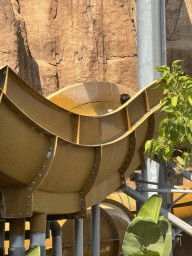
[166,0,192,76]
[0,0,192,96]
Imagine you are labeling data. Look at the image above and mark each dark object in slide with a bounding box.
[120,94,130,105]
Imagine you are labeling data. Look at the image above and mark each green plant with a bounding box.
[145,59,192,174]
[26,245,40,256]
[122,195,172,256]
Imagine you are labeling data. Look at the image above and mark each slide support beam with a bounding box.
[91,204,100,256]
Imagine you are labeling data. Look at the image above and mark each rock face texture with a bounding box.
[1,0,192,95]
[166,0,192,76]
[0,0,137,96]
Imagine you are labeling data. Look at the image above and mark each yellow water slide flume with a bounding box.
[0,65,165,222]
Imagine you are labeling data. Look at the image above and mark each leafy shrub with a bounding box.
[122,195,172,256]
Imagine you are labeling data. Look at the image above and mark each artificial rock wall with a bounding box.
[0,0,192,96]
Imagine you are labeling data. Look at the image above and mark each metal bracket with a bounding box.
[130,172,181,189]
[77,146,102,218]
[119,131,136,190]
[168,186,192,210]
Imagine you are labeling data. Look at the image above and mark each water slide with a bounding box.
[1,65,192,254]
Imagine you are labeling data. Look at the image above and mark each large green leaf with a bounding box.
[146,215,172,256]
[145,252,160,256]
[122,196,172,256]
[26,246,40,256]
[127,217,161,247]
[137,195,162,223]
[129,251,160,256]
[122,230,160,256]
[122,229,145,255]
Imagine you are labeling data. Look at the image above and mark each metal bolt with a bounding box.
[43,165,46,168]
[11,214,14,216]
[49,148,52,150]
[84,187,86,189]
[26,213,30,215]
[19,213,22,216]
[3,70,6,74]
[94,164,96,167]
[32,181,35,184]
[27,204,30,207]
[95,156,98,158]
[27,196,30,198]
[82,214,85,217]
[121,175,123,177]
[50,138,53,141]
[89,180,91,182]
[38,173,41,177]
[28,187,31,190]
[80,199,84,201]
[46,152,51,159]
[122,181,125,184]
[92,172,94,175]
[81,206,84,209]
[131,138,133,140]
[96,147,99,150]
[130,145,132,147]
[80,192,82,194]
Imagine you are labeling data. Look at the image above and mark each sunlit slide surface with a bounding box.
[0,65,165,219]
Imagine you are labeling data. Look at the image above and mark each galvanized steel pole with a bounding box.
[50,221,62,256]
[8,234,25,256]
[136,0,165,214]
[74,219,83,256]
[136,1,174,253]
[29,232,46,256]
[91,204,100,256]
[136,0,167,204]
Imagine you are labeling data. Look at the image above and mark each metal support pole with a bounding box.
[136,0,167,212]
[174,218,192,237]
[74,219,83,256]
[30,232,46,255]
[0,221,5,256]
[141,188,192,193]
[91,204,100,256]
[29,213,47,256]
[136,0,173,253]
[8,219,25,256]
[50,221,62,256]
